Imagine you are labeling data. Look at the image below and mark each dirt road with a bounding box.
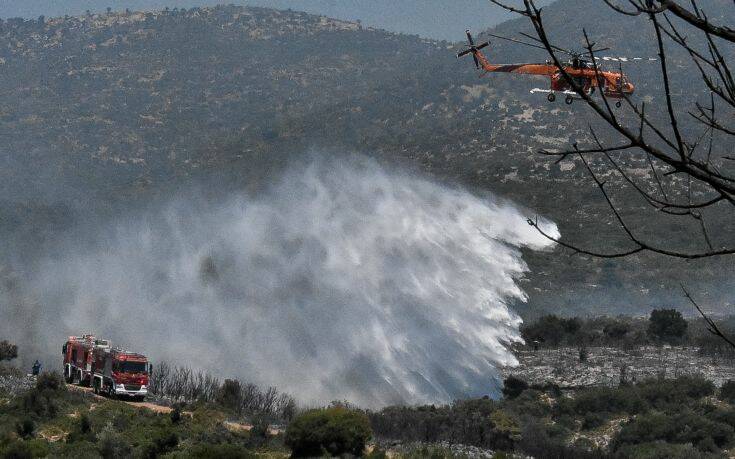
[65,383,267,432]
[66,383,175,414]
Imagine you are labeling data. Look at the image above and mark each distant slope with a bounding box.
[0,0,550,42]
[0,2,732,317]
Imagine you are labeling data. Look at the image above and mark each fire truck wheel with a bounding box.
[93,380,99,395]
[565,96,574,105]
[547,93,556,102]
[616,100,622,108]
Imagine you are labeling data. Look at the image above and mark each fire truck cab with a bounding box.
[91,347,150,401]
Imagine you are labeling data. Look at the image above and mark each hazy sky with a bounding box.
[0,0,537,42]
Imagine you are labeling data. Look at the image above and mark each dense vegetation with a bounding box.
[7,327,735,457]
[519,309,733,351]
[0,371,290,458]
[371,374,735,458]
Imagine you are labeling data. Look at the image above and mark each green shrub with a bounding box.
[502,376,529,399]
[14,419,34,439]
[0,439,48,459]
[615,441,717,459]
[141,431,179,459]
[97,424,133,459]
[571,387,644,416]
[582,412,607,430]
[0,341,18,362]
[66,413,96,444]
[0,441,32,459]
[637,375,715,408]
[170,406,182,424]
[54,440,100,459]
[613,410,734,453]
[35,372,62,392]
[517,419,609,459]
[176,443,255,458]
[720,380,735,403]
[285,406,372,457]
[521,315,584,346]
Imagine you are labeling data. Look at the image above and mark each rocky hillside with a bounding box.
[0,2,732,316]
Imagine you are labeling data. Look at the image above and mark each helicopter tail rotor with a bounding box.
[457,29,489,69]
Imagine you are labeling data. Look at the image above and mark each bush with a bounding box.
[35,372,63,392]
[637,375,715,408]
[720,380,735,403]
[517,419,610,459]
[285,406,372,457]
[613,410,734,453]
[582,412,607,430]
[97,424,133,459]
[0,340,18,361]
[19,371,66,419]
[170,406,182,424]
[0,441,33,459]
[521,315,583,346]
[66,413,96,444]
[502,376,529,399]
[0,439,49,459]
[179,443,255,458]
[615,441,715,459]
[141,431,179,459]
[571,387,645,416]
[14,419,35,438]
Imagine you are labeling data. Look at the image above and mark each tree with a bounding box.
[216,379,242,412]
[487,0,735,346]
[0,340,18,361]
[648,309,688,344]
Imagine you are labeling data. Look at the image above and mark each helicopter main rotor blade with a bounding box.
[594,56,658,62]
[518,32,574,56]
[581,47,610,55]
[466,29,475,46]
[485,33,547,51]
[473,54,479,68]
[475,42,489,50]
[457,48,473,58]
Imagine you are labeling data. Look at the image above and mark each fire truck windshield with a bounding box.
[115,361,147,373]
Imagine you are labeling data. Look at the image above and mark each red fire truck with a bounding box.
[62,334,108,386]
[62,335,150,400]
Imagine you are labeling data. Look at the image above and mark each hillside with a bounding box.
[0,2,732,318]
[0,0,544,42]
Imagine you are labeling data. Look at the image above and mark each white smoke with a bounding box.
[10,154,558,407]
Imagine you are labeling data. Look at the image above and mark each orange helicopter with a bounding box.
[458,30,654,107]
